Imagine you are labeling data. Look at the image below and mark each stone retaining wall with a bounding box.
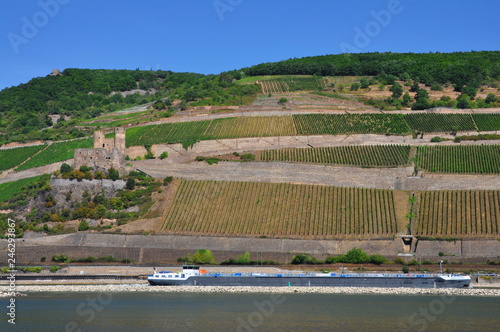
[9,233,500,265]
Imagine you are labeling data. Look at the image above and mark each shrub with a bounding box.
[60,163,73,173]
[190,249,216,264]
[163,176,173,185]
[159,152,168,160]
[78,220,90,231]
[402,265,410,273]
[50,266,61,273]
[337,248,370,264]
[125,178,136,190]
[52,254,69,263]
[430,136,443,142]
[291,254,321,265]
[350,83,360,91]
[79,165,92,173]
[278,97,288,104]
[241,153,255,161]
[393,257,405,265]
[370,254,387,265]
[20,267,42,273]
[438,252,445,257]
[40,256,46,262]
[108,168,119,181]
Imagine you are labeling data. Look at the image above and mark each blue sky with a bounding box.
[1,0,499,90]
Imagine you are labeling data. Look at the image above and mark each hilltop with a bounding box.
[1,51,499,146]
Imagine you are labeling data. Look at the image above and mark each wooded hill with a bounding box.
[243,51,500,86]
[1,52,499,145]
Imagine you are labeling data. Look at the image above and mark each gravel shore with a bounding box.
[1,285,499,297]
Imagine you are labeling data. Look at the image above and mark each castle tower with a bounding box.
[93,131,106,149]
[114,127,126,154]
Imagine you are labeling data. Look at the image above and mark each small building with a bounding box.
[74,127,126,173]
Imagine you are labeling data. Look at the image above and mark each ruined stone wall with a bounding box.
[75,127,126,172]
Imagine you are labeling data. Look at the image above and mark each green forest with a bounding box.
[243,51,500,86]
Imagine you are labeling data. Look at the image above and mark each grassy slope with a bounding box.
[0,176,42,202]
[16,138,92,171]
[0,145,47,171]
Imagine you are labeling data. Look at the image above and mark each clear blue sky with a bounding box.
[1,0,499,90]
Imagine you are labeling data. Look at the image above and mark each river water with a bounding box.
[1,292,499,331]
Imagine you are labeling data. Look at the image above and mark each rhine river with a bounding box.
[1,292,499,331]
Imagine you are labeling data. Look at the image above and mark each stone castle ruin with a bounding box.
[74,127,126,173]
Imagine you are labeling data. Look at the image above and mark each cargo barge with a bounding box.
[148,265,471,288]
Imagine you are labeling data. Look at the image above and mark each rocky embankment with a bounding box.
[1,285,498,297]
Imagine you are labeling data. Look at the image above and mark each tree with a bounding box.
[456,94,471,109]
[402,93,412,106]
[485,93,496,104]
[414,88,429,101]
[462,86,477,100]
[411,98,431,110]
[125,178,136,190]
[159,151,168,159]
[60,163,73,173]
[278,97,288,104]
[359,78,370,89]
[153,101,165,110]
[350,83,360,91]
[108,168,119,181]
[390,82,403,99]
[409,82,419,92]
[190,249,216,264]
[411,89,431,110]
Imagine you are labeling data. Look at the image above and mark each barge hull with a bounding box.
[148,276,469,288]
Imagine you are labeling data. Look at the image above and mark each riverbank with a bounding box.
[1,285,499,297]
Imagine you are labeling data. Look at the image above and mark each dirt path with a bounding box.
[133,160,500,191]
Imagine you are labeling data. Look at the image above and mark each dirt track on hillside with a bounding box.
[133,160,500,191]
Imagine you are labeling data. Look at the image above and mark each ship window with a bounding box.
[181,274,185,278]
[161,275,166,278]
[175,275,179,278]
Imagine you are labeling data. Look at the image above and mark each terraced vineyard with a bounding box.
[473,113,500,132]
[260,76,328,94]
[126,117,297,147]
[0,144,46,171]
[417,145,500,174]
[125,113,500,148]
[258,145,411,167]
[416,190,500,237]
[161,180,398,238]
[404,113,477,133]
[203,116,296,139]
[293,114,410,135]
[126,120,212,147]
[15,138,92,171]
